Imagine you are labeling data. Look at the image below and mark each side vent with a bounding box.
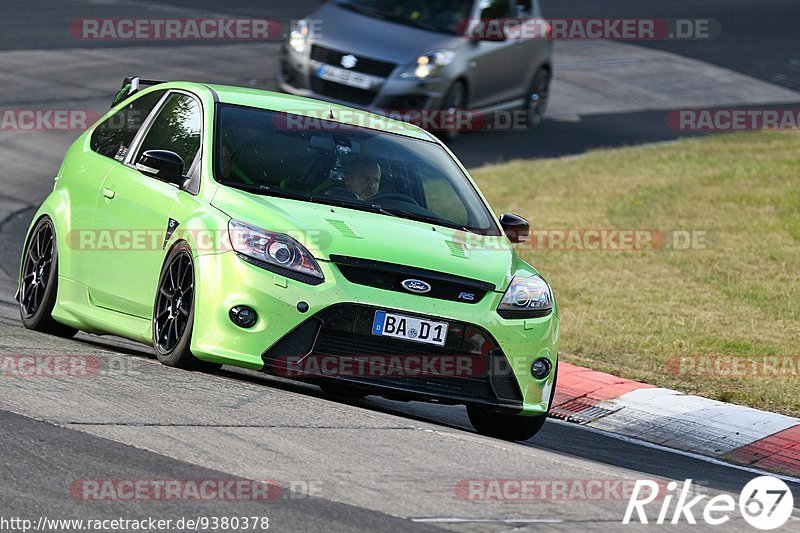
[326,219,362,239]
[445,240,469,258]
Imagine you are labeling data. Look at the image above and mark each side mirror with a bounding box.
[500,213,529,243]
[136,150,188,188]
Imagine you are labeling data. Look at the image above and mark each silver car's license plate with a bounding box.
[316,64,372,90]
[372,310,448,347]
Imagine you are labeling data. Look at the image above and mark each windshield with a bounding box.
[214,104,500,235]
[336,0,474,35]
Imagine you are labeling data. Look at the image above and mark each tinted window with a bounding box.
[136,93,202,169]
[90,90,165,161]
[336,1,474,35]
[215,104,500,235]
[480,0,512,18]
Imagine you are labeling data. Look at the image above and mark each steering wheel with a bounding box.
[369,193,420,206]
[324,187,362,201]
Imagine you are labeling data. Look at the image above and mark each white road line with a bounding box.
[411,518,564,524]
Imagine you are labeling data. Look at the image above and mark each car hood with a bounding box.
[211,185,515,290]
[309,2,465,67]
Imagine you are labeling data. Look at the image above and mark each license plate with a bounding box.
[316,64,372,90]
[372,311,448,347]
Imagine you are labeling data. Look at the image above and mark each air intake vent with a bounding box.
[445,240,469,258]
[326,219,362,239]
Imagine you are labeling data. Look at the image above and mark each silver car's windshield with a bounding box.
[336,0,474,35]
[214,104,501,236]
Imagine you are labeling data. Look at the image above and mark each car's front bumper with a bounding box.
[191,251,558,415]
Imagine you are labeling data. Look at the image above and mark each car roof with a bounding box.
[201,83,435,142]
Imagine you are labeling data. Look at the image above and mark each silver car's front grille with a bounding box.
[310,45,397,78]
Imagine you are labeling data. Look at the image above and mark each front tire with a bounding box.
[435,80,468,142]
[468,363,558,441]
[467,406,548,441]
[522,67,551,129]
[153,242,221,372]
[19,217,78,338]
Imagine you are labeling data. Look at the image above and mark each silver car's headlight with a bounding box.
[399,50,455,79]
[289,19,310,53]
[229,220,323,283]
[497,275,553,318]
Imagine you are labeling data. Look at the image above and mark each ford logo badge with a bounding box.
[401,279,431,294]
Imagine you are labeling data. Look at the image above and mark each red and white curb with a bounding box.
[550,362,800,477]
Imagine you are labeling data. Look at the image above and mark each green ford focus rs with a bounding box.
[18,77,559,441]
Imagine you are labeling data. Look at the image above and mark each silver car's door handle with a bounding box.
[103,187,116,200]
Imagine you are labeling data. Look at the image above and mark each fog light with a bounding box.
[531,358,552,379]
[230,306,257,328]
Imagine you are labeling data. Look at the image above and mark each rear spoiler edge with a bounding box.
[111,77,167,108]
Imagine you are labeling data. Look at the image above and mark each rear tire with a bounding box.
[153,242,221,372]
[19,217,78,339]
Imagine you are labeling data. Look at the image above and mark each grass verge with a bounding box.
[471,131,800,417]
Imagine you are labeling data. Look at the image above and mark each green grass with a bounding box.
[471,131,800,416]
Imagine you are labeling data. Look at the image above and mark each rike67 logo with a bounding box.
[624,476,794,529]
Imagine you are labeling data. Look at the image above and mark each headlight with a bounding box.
[229,220,324,283]
[289,19,310,53]
[399,50,455,79]
[497,275,553,318]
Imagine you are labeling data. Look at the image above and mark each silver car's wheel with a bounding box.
[435,80,467,141]
[524,68,551,129]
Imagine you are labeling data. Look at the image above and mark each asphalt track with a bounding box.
[1,1,799,531]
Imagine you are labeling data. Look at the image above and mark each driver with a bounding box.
[344,156,381,200]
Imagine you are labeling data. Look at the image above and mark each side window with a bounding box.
[90,90,166,161]
[136,93,202,170]
[479,0,513,19]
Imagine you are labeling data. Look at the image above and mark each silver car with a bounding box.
[278,0,553,132]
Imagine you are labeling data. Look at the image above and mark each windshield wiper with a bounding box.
[314,196,398,217]
[221,181,399,217]
[218,181,309,201]
[381,207,473,233]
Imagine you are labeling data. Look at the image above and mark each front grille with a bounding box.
[262,304,523,404]
[310,45,397,78]
[331,255,494,304]
[378,94,430,110]
[310,78,377,106]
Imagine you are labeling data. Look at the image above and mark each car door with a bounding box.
[467,0,530,109]
[89,91,203,319]
[69,90,166,286]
